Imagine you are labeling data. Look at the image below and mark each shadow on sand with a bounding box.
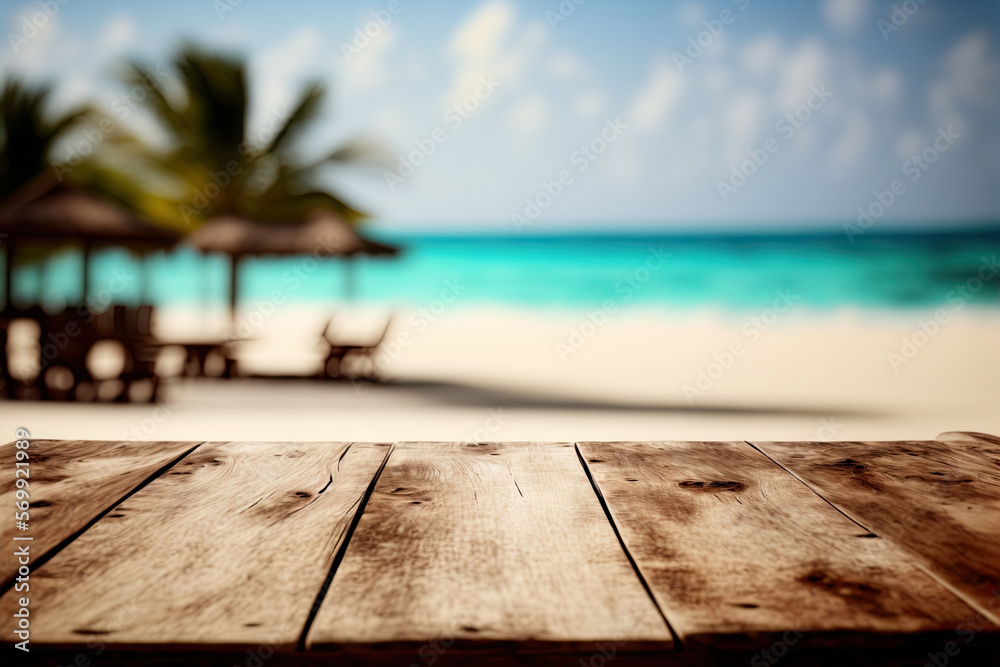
[381,379,885,419]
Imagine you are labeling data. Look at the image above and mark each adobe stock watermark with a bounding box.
[53,64,172,181]
[717,84,832,202]
[213,0,243,22]
[118,396,179,442]
[545,0,587,31]
[512,117,627,232]
[845,125,960,243]
[878,0,928,41]
[816,417,843,441]
[556,245,671,362]
[6,0,70,54]
[682,289,799,402]
[384,76,501,192]
[920,589,1000,667]
[461,408,508,443]
[572,608,658,667]
[750,629,808,667]
[673,0,752,72]
[887,254,998,372]
[341,0,407,61]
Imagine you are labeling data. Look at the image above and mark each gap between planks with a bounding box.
[744,439,999,626]
[295,442,395,651]
[0,441,204,596]
[572,442,684,650]
[743,441,876,533]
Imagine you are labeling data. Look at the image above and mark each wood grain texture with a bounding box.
[306,441,672,652]
[3,441,390,649]
[0,439,199,588]
[937,431,1000,447]
[578,441,984,650]
[752,437,1000,624]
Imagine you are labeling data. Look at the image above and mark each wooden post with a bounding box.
[81,239,92,307]
[229,254,240,320]
[3,237,14,312]
[344,256,356,301]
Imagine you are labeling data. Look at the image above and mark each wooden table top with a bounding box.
[2,432,998,666]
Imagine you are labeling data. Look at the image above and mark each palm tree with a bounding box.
[0,76,87,209]
[0,76,90,308]
[119,47,372,229]
[112,46,384,315]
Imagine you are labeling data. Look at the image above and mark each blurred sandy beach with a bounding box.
[4,304,997,443]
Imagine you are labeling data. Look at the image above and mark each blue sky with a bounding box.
[2,0,999,232]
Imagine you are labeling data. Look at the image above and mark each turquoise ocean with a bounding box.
[11,228,1000,312]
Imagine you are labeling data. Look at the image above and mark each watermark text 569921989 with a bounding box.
[11,427,33,652]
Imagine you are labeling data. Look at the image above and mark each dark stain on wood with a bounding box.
[754,438,1000,622]
[579,440,984,649]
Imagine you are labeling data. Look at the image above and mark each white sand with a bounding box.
[3,304,998,443]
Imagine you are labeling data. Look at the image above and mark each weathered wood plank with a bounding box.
[2,441,390,649]
[752,437,1000,624]
[578,440,985,650]
[937,430,1000,447]
[306,441,672,652]
[0,439,200,589]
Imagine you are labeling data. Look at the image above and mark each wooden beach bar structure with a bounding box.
[1,432,998,665]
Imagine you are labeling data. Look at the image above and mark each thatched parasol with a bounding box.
[187,211,399,313]
[0,185,182,309]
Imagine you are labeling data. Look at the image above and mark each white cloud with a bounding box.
[742,35,782,77]
[703,65,731,95]
[895,130,925,160]
[926,29,1000,135]
[822,0,869,33]
[943,30,998,106]
[342,25,398,91]
[775,39,828,112]
[253,27,323,133]
[547,50,584,80]
[98,14,137,55]
[830,110,868,166]
[571,90,606,119]
[5,8,70,77]
[676,2,705,28]
[506,93,550,134]
[723,89,765,165]
[4,11,140,113]
[627,56,684,131]
[449,0,513,63]
[442,0,545,107]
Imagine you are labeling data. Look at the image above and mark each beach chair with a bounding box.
[37,309,100,400]
[319,317,348,379]
[106,305,162,401]
[119,306,161,402]
[340,316,394,380]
